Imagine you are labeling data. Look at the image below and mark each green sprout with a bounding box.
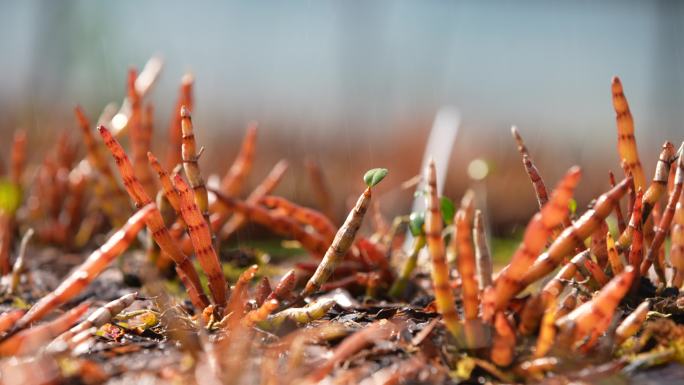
[409,211,425,237]
[440,196,456,225]
[363,168,388,188]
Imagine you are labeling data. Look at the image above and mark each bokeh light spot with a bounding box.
[468,158,489,181]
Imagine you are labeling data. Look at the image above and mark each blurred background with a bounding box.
[1,0,683,236]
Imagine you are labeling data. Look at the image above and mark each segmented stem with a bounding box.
[211,189,328,257]
[254,277,272,307]
[147,151,183,219]
[55,292,137,348]
[166,74,193,171]
[259,298,335,330]
[0,311,24,335]
[518,294,544,336]
[556,266,635,349]
[266,269,296,303]
[473,210,493,290]
[301,186,373,296]
[590,220,609,268]
[242,299,279,327]
[180,106,211,232]
[534,297,558,358]
[13,205,153,331]
[641,142,676,222]
[540,250,588,304]
[606,231,624,275]
[583,257,609,287]
[487,167,581,316]
[671,198,684,288]
[127,70,156,199]
[454,209,479,321]
[423,160,461,339]
[511,127,549,210]
[521,176,631,286]
[0,302,89,356]
[612,76,646,190]
[641,148,683,281]
[627,189,644,274]
[615,300,649,345]
[223,265,258,327]
[173,174,227,306]
[491,312,515,367]
[261,195,336,242]
[98,126,209,309]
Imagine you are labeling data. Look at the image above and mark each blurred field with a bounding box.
[1,0,683,234]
